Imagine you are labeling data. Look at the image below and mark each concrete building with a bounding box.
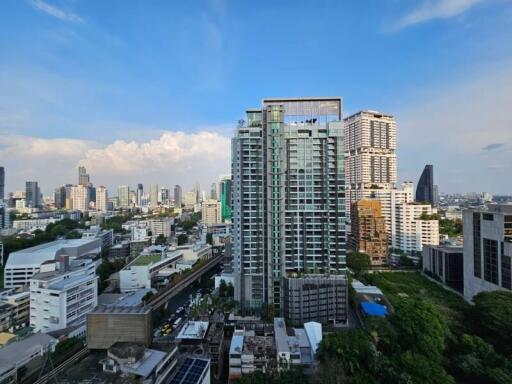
[169,358,210,384]
[462,204,512,300]
[184,191,198,208]
[423,243,464,293]
[119,249,183,292]
[81,225,114,250]
[344,110,397,219]
[117,185,130,208]
[149,184,159,208]
[25,181,40,208]
[350,199,388,265]
[0,333,57,383]
[71,184,90,212]
[12,218,57,232]
[29,257,98,333]
[4,238,102,288]
[149,218,174,241]
[78,166,90,186]
[201,199,221,227]
[1,289,30,330]
[136,183,144,207]
[96,186,108,212]
[282,275,348,326]
[232,98,347,322]
[54,186,66,209]
[174,185,182,207]
[87,306,152,349]
[393,202,439,254]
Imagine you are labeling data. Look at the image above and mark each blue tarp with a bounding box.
[361,301,388,317]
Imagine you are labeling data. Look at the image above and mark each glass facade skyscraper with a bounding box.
[416,164,434,205]
[232,98,347,323]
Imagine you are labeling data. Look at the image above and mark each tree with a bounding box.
[219,279,228,297]
[155,234,167,245]
[206,233,213,245]
[260,303,276,323]
[347,252,371,277]
[393,351,454,384]
[65,230,82,239]
[49,224,67,238]
[390,298,448,362]
[177,234,188,245]
[471,291,512,355]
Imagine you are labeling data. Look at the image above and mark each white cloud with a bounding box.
[0,130,231,195]
[395,0,486,30]
[30,0,84,24]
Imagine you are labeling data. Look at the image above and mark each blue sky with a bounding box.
[0,0,511,194]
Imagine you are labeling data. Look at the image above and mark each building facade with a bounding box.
[118,185,130,208]
[393,202,439,254]
[149,184,159,208]
[423,243,464,293]
[219,176,232,222]
[25,181,40,208]
[96,186,108,212]
[71,185,89,212]
[202,199,222,227]
[416,164,434,205]
[232,98,347,324]
[463,204,512,300]
[350,199,388,265]
[174,185,182,207]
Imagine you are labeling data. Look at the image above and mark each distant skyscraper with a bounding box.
[210,182,217,200]
[416,164,434,205]
[136,183,143,206]
[174,185,182,207]
[201,199,221,226]
[78,166,90,186]
[160,187,170,204]
[219,176,232,222]
[0,166,4,201]
[433,185,440,206]
[54,186,67,209]
[96,186,108,212]
[193,182,200,203]
[344,110,397,220]
[71,185,89,212]
[25,181,40,208]
[149,184,159,207]
[232,97,348,325]
[118,185,130,208]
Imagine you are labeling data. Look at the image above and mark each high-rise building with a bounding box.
[78,166,90,187]
[344,110,397,221]
[96,186,108,212]
[416,164,434,205]
[54,186,67,209]
[185,190,198,208]
[71,185,89,212]
[174,185,182,207]
[25,181,40,208]
[193,182,201,203]
[393,202,439,254]
[232,97,347,324]
[118,185,130,208]
[433,185,440,207]
[201,199,221,226]
[219,176,232,222]
[160,187,170,204]
[210,183,218,200]
[462,204,512,300]
[350,199,388,266]
[149,184,159,207]
[136,183,143,206]
[0,166,4,201]
[0,200,10,229]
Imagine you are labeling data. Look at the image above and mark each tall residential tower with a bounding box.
[232,97,348,325]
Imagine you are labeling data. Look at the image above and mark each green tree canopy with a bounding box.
[154,234,167,245]
[177,233,188,245]
[347,252,371,277]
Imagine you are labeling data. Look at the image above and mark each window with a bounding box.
[483,213,494,221]
[501,254,511,290]
[473,213,482,277]
[483,238,498,285]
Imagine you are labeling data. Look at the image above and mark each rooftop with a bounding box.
[89,305,151,315]
[176,321,209,340]
[132,253,163,266]
[0,333,56,375]
[168,358,209,384]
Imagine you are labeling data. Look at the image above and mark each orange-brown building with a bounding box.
[350,199,388,266]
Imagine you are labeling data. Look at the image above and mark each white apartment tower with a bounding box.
[96,186,108,212]
[344,110,397,220]
[201,199,221,226]
[393,202,439,254]
[71,185,89,212]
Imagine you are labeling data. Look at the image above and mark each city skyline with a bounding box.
[1,0,511,194]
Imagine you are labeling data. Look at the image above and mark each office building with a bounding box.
[149,184,159,207]
[423,243,464,293]
[462,204,512,300]
[0,166,4,201]
[393,202,439,254]
[54,186,66,209]
[78,166,90,186]
[185,191,198,208]
[210,182,217,200]
[232,97,347,324]
[96,186,108,212]
[344,110,397,219]
[1,289,30,329]
[149,218,174,241]
[219,176,232,222]
[71,184,89,212]
[201,199,221,227]
[136,183,143,206]
[416,164,434,205]
[0,201,9,230]
[350,199,388,265]
[29,257,98,333]
[4,238,102,288]
[174,185,182,207]
[117,185,130,208]
[25,181,40,208]
[433,184,440,207]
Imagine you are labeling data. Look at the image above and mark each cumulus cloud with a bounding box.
[394,0,485,30]
[0,130,231,195]
[30,0,84,24]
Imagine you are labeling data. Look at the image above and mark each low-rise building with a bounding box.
[81,226,114,251]
[87,306,152,349]
[423,243,464,293]
[149,218,174,241]
[168,357,210,384]
[108,241,130,260]
[4,238,101,288]
[1,289,30,330]
[119,248,183,293]
[176,321,209,345]
[12,218,57,232]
